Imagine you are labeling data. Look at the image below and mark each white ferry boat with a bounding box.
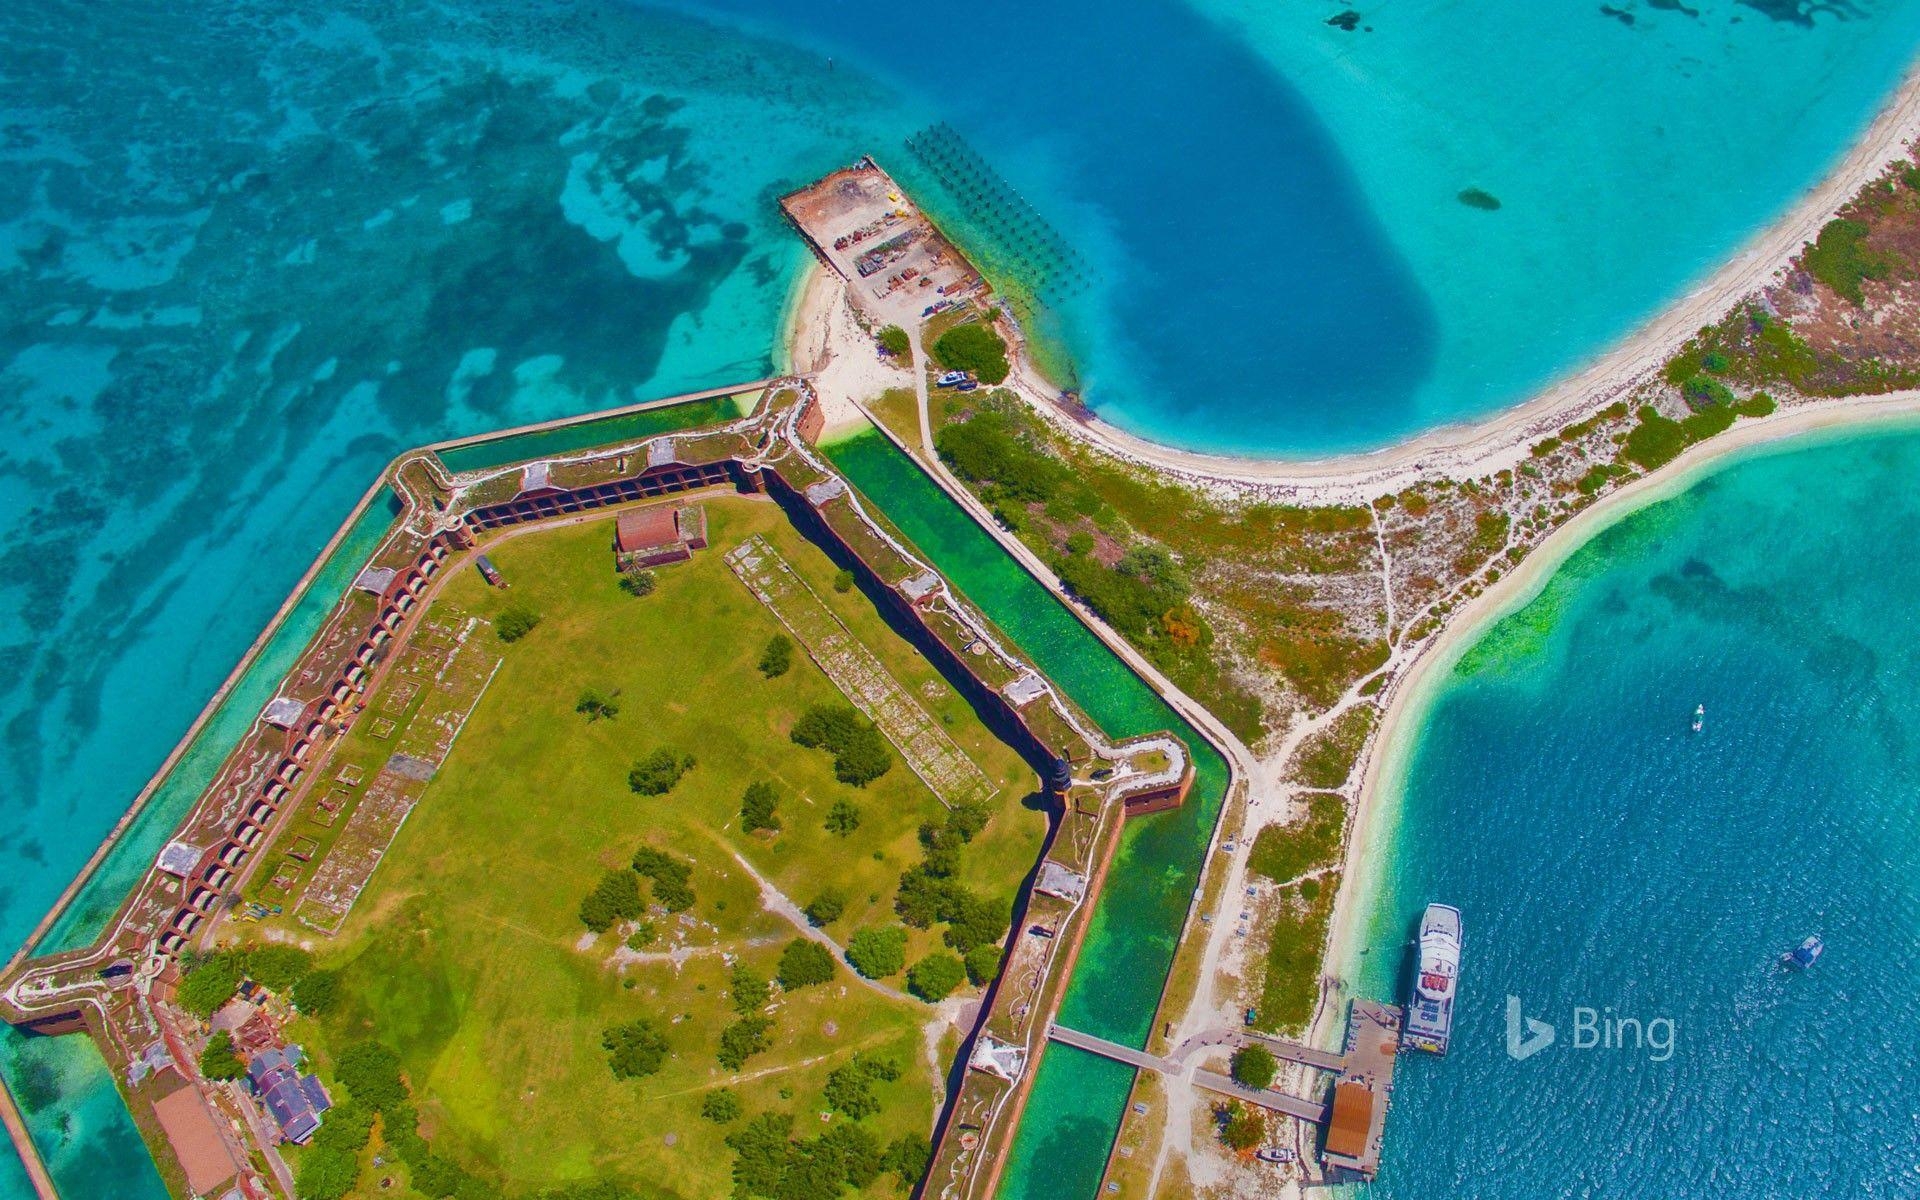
[1402,903,1462,1055]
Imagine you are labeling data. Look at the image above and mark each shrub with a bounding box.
[177,952,244,1018]
[243,944,314,992]
[931,322,1010,384]
[731,964,770,1014]
[804,889,845,926]
[846,926,908,979]
[1680,404,1736,443]
[824,799,861,836]
[1680,374,1735,412]
[631,847,696,912]
[295,1146,360,1200]
[963,942,1002,986]
[1621,406,1687,470]
[198,1031,246,1081]
[833,569,856,594]
[790,704,894,787]
[603,1018,669,1080]
[906,953,965,1002]
[1220,1101,1265,1152]
[576,687,621,721]
[717,1015,774,1070]
[619,570,657,598]
[758,634,793,678]
[580,870,644,932]
[877,325,910,356]
[1802,216,1891,305]
[292,969,340,1016]
[777,939,836,990]
[335,1043,407,1112]
[741,780,782,834]
[701,1088,743,1123]
[1230,1043,1278,1090]
[628,749,695,796]
[624,922,657,951]
[496,603,541,642]
[1733,391,1777,418]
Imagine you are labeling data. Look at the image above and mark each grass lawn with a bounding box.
[284,493,1044,1198]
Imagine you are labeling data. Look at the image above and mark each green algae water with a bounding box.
[823,430,1230,1200]
[435,392,754,474]
[1348,422,1920,1194]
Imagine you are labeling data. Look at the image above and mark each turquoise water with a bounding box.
[9,0,1920,1193]
[1352,423,1920,1194]
[672,0,1920,452]
[824,431,1231,1200]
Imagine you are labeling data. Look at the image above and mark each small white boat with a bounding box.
[1691,704,1705,734]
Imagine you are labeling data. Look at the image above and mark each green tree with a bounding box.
[619,569,657,598]
[931,323,1010,384]
[1230,1043,1278,1090]
[701,1088,743,1123]
[310,1102,375,1155]
[882,1135,931,1187]
[717,1015,774,1070]
[628,748,695,795]
[833,568,856,594]
[602,1018,670,1080]
[198,1030,246,1081]
[335,1043,407,1112]
[294,1146,361,1200]
[625,921,657,950]
[177,952,244,1018]
[1220,1101,1265,1152]
[731,963,770,1014]
[576,687,621,721]
[790,704,894,787]
[823,1054,898,1120]
[846,926,908,979]
[758,634,793,678]
[804,889,845,926]
[963,942,1002,987]
[243,944,314,992]
[291,969,340,1016]
[631,846,696,911]
[877,325,910,356]
[741,780,783,834]
[824,799,861,836]
[580,869,644,933]
[777,939,835,990]
[906,953,965,1002]
[496,603,541,642]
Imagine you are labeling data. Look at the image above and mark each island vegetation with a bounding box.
[241,498,1044,1200]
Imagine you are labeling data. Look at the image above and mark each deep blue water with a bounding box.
[1353,425,1920,1196]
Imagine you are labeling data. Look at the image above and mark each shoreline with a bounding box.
[988,56,1920,499]
[1321,392,1920,991]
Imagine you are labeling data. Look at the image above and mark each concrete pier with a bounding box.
[1046,999,1403,1180]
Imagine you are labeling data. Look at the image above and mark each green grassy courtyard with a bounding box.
[273,493,1045,1199]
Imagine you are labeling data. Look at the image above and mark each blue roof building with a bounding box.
[247,1045,331,1144]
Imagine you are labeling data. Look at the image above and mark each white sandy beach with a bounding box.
[982,58,1920,505]
[1320,392,1920,989]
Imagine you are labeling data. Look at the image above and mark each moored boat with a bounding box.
[1782,934,1823,969]
[1403,903,1462,1055]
